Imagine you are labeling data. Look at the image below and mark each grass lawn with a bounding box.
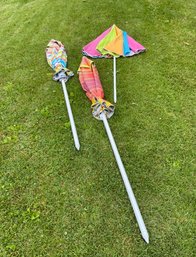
[0,0,195,256]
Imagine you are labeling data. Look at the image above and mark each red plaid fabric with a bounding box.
[78,57,114,120]
[78,57,104,101]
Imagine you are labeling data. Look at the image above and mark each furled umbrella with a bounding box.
[82,24,145,103]
[78,56,149,243]
[46,39,80,150]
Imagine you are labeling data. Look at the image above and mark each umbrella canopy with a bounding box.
[46,39,74,82]
[78,56,114,120]
[82,24,145,58]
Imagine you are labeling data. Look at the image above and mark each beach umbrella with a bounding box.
[46,39,80,150]
[78,56,149,243]
[82,24,145,103]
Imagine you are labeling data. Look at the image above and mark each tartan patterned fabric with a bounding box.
[46,39,74,82]
[78,57,104,101]
[78,57,114,120]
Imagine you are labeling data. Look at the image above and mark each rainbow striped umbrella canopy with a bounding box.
[78,56,114,120]
[82,25,145,103]
[82,24,145,58]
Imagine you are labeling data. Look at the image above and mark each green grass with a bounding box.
[0,0,195,256]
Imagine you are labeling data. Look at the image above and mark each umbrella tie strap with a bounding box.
[53,68,74,82]
[91,98,114,120]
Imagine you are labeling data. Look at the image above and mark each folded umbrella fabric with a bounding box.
[46,39,74,82]
[96,25,121,57]
[78,56,114,120]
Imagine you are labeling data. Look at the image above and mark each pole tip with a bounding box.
[142,232,149,244]
[75,143,80,151]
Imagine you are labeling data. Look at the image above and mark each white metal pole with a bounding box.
[113,56,117,103]
[61,79,80,151]
[100,112,149,243]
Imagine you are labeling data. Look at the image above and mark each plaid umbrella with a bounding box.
[82,24,145,102]
[46,39,80,150]
[78,56,114,120]
[78,56,149,243]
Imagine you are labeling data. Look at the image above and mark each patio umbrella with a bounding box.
[82,24,145,103]
[46,39,80,150]
[78,56,149,243]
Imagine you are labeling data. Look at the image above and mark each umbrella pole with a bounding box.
[100,112,149,243]
[113,56,117,103]
[61,79,80,150]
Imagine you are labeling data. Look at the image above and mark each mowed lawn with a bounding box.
[0,0,195,256]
